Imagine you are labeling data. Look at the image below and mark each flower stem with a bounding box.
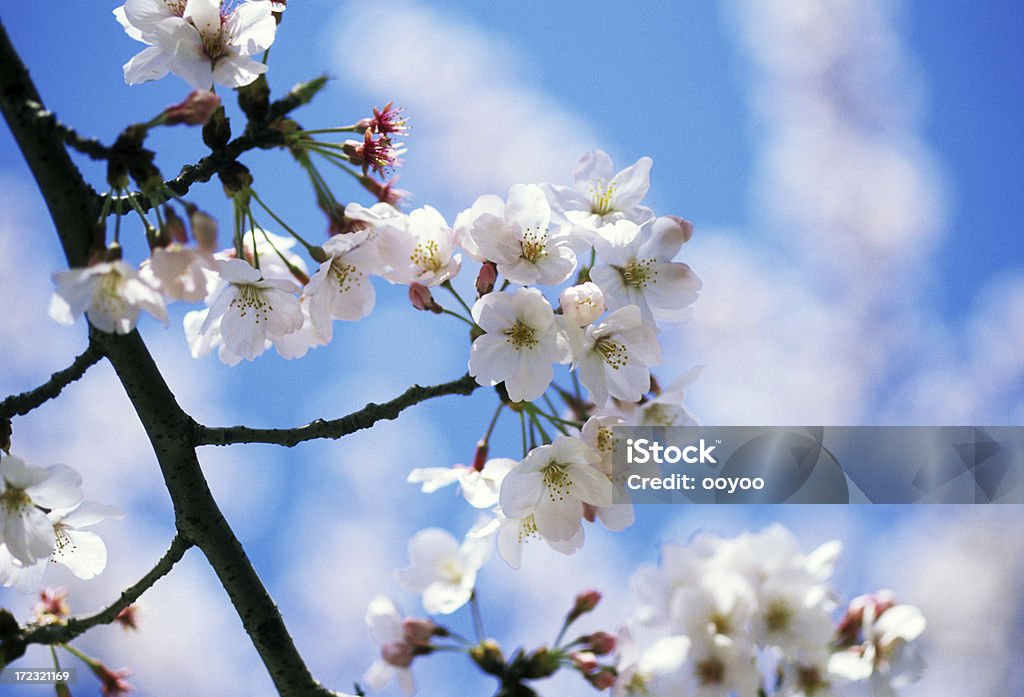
[250,189,319,253]
[470,591,486,642]
[441,280,474,318]
[482,402,504,444]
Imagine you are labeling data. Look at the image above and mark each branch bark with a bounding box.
[197,373,480,447]
[0,21,343,696]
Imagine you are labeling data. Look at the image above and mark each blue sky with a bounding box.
[1,2,1023,696]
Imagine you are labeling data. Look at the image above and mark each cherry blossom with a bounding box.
[50,260,168,334]
[305,229,381,338]
[376,206,461,286]
[395,524,493,614]
[612,624,690,697]
[559,282,606,327]
[498,436,612,543]
[570,305,661,407]
[406,457,515,509]
[364,596,417,696]
[591,216,701,323]
[0,501,124,593]
[468,287,570,402]
[543,150,655,236]
[467,183,577,286]
[141,244,215,303]
[117,0,277,89]
[473,507,584,570]
[0,453,83,566]
[197,258,303,361]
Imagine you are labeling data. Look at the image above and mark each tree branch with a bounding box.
[197,373,481,447]
[0,345,103,420]
[20,535,192,647]
[1,21,344,696]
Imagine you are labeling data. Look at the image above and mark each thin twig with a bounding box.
[196,373,481,447]
[0,345,103,420]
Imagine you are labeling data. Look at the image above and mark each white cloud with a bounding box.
[329,0,599,204]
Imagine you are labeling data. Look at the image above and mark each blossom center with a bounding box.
[331,259,359,292]
[436,556,463,584]
[618,258,657,289]
[625,672,650,695]
[541,463,572,502]
[594,337,628,370]
[695,657,725,685]
[95,271,128,318]
[0,485,31,513]
[520,226,548,262]
[504,321,538,350]
[764,599,793,633]
[230,284,272,324]
[596,427,613,453]
[53,525,76,559]
[410,239,445,272]
[516,514,541,544]
[164,0,187,16]
[589,179,617,216]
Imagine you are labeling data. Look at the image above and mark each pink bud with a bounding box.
[567,589,601,622]
[187,205,218,253]
[162,90,221,126]
[585,631,616,655]
[409,283,442,313]
[381,640,415,668]
[115,605,140,631]
[571,651,599,673]
[476,261,497,296]
[163,206,188,245]
[664,215,694,244]
[402,618,437,646]
[588,669,617,690]
[472,440,488,472]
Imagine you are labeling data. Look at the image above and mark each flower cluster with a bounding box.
[0,452,122,592]
[616,525,926,697]
[115,0,278,90]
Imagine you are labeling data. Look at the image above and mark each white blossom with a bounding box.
[50,260,168,334]
[0,453,83,566]
[197,258,303,361]
[468,287,570,402]
[472,507,584,570]
[559,282,606,326]
[395,524,493,614]
[117,0,277,90]
[376,206,460,286]
[543,150,655,236]
[498,436,612,543]
[468,183,577,285]
[571,305,661,407]
[0,501,124,593]
[305,229,380,339]
[591,216,700,323]
[364,596,416,696]
[406,458,515,509]
[141,244,215,303]
[613,624,690,697]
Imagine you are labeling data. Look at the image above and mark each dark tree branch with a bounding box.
[0,21,344,696]
[0,345,103,420]
[21,535,192,647]
[197,373,480,447]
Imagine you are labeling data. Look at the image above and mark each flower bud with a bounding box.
[567,590,602,623]
[521,647,561,679]
[33,588,71,625]
[560,282,605,326]
[162,90,221,126]
[663,215,694,244]
[472,440,488,472]
[476,261,498,297]
[381,639,415,668]
[582,631,616,655]
[115,605,140,632]
[402,618,437,646]
[409,283,442,314]
[571,650,599,673]
[161,206,188,246]
[287,75,329,107]
[187,205,219,253]
[470,639,505,676]
[586,667,617,690]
